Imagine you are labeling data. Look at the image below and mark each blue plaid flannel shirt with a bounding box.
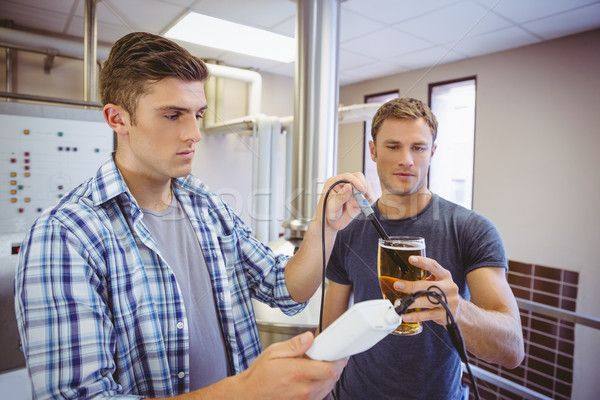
[15,157,305,399]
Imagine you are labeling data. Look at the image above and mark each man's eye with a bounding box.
[166,114,179,120]
[196,113,204,120]
[413,146,426,152]
[387,145,399,150]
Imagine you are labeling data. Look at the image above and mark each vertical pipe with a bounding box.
[5,47,15,101]
[269,116,282,242]
[203,60,218,125]
[286,0,341,238]
[84,0,98,103]
[254,115,272,242]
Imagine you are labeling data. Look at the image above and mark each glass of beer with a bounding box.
[378,236,426,336]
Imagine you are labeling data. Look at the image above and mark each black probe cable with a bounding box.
[394,288,481,400]
[319,180,386,332]
[319,179,352,333]
[319,179,355,400]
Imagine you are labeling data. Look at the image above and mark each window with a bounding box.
[364,90,399,200]
[428,77,476,209]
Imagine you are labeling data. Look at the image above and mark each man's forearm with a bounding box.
[457,299,524,368]
[283,220,337,303]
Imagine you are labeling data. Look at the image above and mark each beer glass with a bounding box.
[377,236,426,336]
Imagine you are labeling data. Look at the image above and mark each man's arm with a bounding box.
[395,259,524,369]
[456,267,524,368]
[320,281,354,332]
[284,173,371,303]
[165,332,346,400]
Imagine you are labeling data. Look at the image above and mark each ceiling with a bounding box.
[1,0,599,86]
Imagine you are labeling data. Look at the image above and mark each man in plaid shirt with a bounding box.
[15,32,371,400]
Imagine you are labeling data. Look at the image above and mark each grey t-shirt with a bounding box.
[326,194,507,399]
[141,197,229,391]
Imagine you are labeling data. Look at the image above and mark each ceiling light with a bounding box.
[165,12,295,63]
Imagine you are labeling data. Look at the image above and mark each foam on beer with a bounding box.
[380,243,425,251]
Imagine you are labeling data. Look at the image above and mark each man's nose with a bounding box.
[397,148,414,167]
[183,118,202,143]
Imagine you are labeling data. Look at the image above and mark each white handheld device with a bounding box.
[305,299,401,361]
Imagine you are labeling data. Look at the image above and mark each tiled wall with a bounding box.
[463,261,578,400]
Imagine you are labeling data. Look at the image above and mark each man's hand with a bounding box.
[316,172,372,236]
[392,255,461,326]
[236,331,347,399]
[392,257,524,368]
[284,172,372,303]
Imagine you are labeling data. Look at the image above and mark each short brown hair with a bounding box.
[99,32,209,124]
[371,97,438,143]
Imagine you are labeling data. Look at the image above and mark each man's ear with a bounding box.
[103,104,129,136]
[369,140,377,162]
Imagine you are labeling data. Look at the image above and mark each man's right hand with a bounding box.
[234,331,347,399]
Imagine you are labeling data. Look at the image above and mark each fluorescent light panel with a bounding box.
[165,12,295,63]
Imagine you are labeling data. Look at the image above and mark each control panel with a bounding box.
[0,106,113,235]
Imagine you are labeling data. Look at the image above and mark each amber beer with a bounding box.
[377,236,426,336]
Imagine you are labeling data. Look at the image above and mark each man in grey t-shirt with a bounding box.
[322,97,525,399]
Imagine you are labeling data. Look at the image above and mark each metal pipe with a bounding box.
[0,27,261,114]
[0,91,102,108]
[204,60,218,125]
[84,0,98,103]
[253,115,272,242]
[280,116,295,224]
[338,103,383,124]
[269,116,283,241]
[516,298,600,330]
[202,116,256,135]
[466,364,553,400]
[286,0,341,238]
[5,47,15,100]
[0,27,111,60]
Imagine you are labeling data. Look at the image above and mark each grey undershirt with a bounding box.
[141,197,229,390]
